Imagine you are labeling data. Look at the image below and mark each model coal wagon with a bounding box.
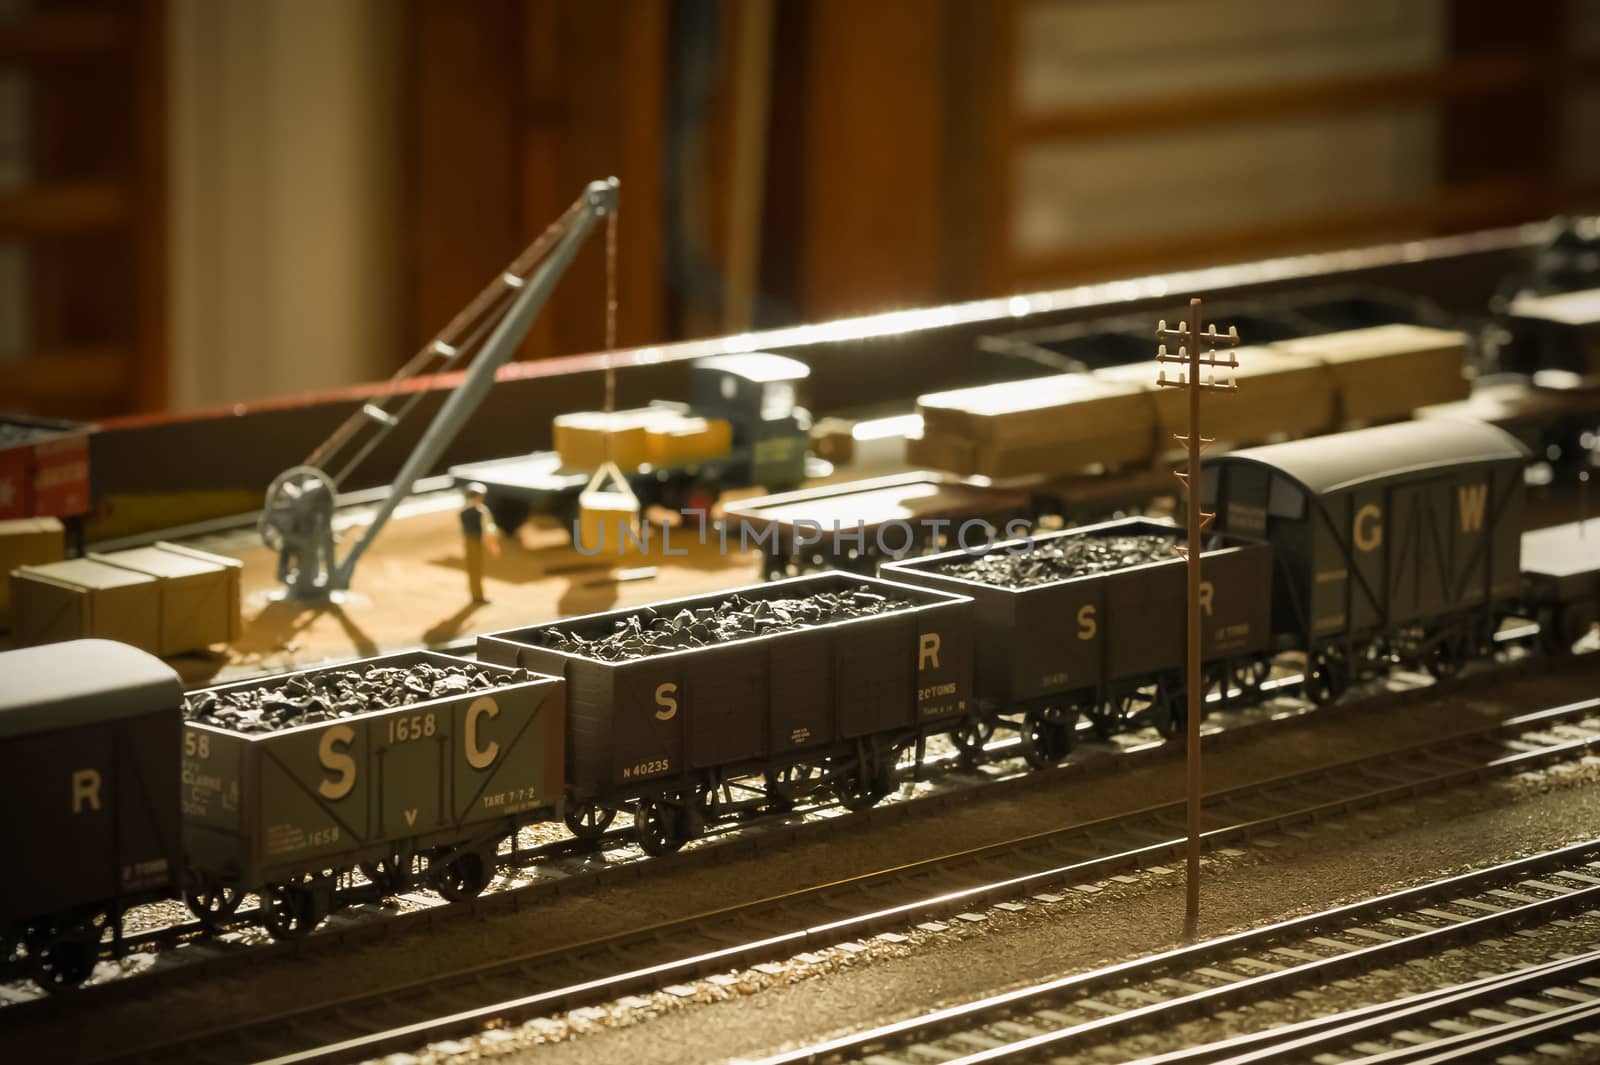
[179,651,564,938]
[884,518,1272,764]
[479,571,974,854]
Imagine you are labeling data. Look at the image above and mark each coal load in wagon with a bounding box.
[928,533,1174,589]
[479,572,974,798]
[535,585,917,662]
[183,660,523,734]
[883,518,1272,710]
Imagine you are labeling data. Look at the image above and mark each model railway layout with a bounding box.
[3,414,1596,994]
[1,220,1599,1065]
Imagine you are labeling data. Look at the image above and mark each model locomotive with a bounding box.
[2,421,1595,994]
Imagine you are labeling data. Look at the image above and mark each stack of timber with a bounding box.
[1271,324,1471,424]
[912,375,1153,479]
[911,324,1472,481]
[1096,345,1333,452]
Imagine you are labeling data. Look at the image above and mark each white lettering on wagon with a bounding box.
[1354,504,1383,553]
[919,633,941,670]
[1077,604,1097,640]
[654,684,679,721]
[318,725,357,800]
[71,769,102,813]
[465,696,501,769]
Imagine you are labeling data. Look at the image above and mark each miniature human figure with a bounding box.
[460,483,500,604]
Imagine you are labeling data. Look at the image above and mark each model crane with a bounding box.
[260,177,620,599]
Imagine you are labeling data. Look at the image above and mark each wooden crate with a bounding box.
[0,517,65,629]
[11,557,162,653]
[553,411,655,471]
[644,415,731,468]
[92,542,242,654]
[1271,324,1469,425]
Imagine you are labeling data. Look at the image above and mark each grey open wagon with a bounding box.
[180,650,564,938]
[478,571,974,854]
[884,518,1273,760]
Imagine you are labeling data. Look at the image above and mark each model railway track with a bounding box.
[1131,949,1600,1065]
[752,839,1600,1065]
[0,637,1565,1014]
[54,694,1600,1065]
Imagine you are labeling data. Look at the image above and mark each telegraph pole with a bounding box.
[1156,298,1239,937]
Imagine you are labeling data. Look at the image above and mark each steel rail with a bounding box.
[749,842,1600,1065]
[56,697,1600,1065]
[1123,949,1600,1065]
[1344,1000,1600,1064]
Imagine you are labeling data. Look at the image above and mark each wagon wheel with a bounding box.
[832,754,894,812]
[634,797,689,856]
[1018,705,1078,769]
[260,878,330,940]
[683,784,717,838]
[1421,632,1468,680]
[564,802,618,842]
[30,922,101,992]
[183,872,244,928]
[764,763,825,812]
[434,848,493,902]
[1305,649,1350,706]
[1118,682,1179,736]
[1085,699,1129,741]
[950,718,997,765]
[1228,655,1273,699]
[1154,684,1191,741]
[357,851,414,895]
[1199,664,1232,710]
[1357,638,1393,679]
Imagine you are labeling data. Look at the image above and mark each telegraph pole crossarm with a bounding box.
[1154,296,1240,938]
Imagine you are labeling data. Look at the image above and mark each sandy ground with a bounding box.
[166,498,770,686]
[4,663,1594,1063]
[92,470,1600,690]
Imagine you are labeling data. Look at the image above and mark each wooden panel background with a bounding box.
[408,0,665,363]
[2,0,1598,419]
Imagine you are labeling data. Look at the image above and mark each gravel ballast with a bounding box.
[183,661,526,733]
[537,586,917,661]
[930,533,1177,588]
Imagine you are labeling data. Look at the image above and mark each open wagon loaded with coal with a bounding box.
[179,652,564,939]
[478,572,973,855]
[883,518,1274,765]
